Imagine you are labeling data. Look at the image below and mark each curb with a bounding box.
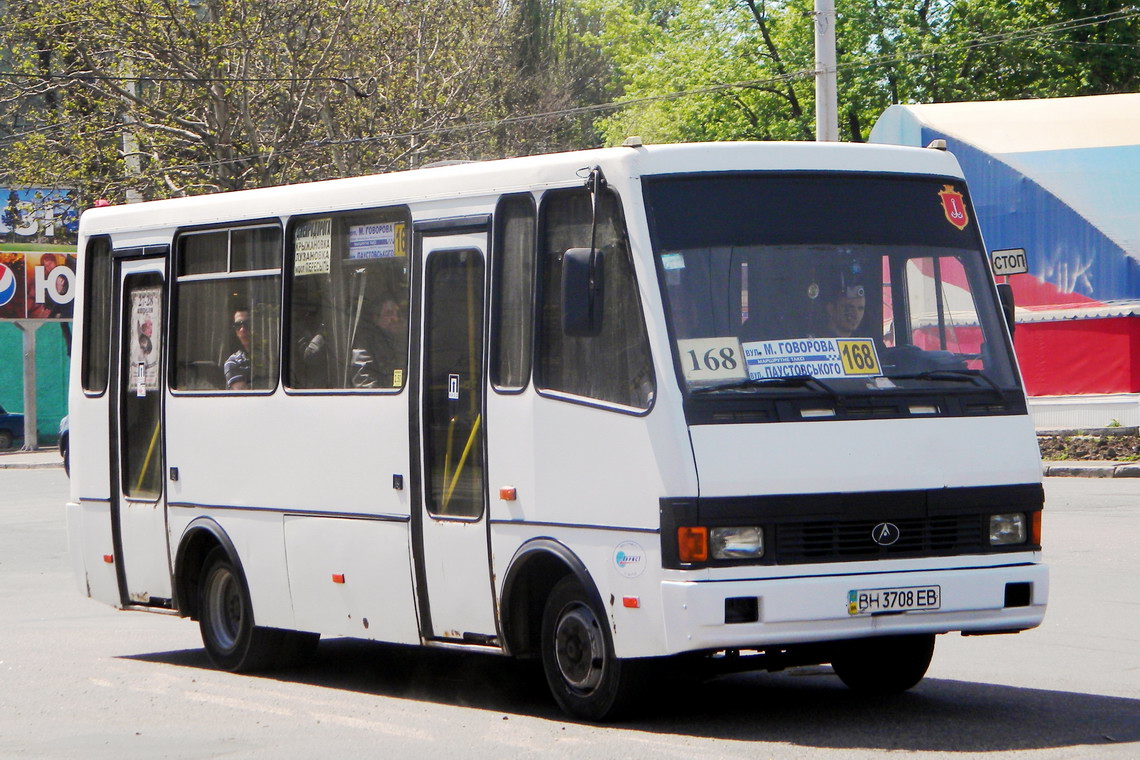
[1038,426,1140,437]
[1042,462,1140,478]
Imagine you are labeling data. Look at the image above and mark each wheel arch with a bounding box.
[499,538,605,659]
[173,517,242,621]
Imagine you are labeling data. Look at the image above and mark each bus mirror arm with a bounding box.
[996,283,1015,338]
[562,166,608,336]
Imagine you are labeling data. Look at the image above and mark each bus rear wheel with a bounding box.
[198,546,283,672]
[540,576,641,721]
[831,633,935,695]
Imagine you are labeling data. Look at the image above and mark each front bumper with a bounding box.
[660,561,1048,654]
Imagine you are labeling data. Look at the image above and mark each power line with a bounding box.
[5,7,1138,181]
[285,8,1140,152]
[310,69,814,149]
[848,8,1140,73]
[0,69,380,88]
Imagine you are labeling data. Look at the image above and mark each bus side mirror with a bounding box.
[562,247,605,336]
[996,282,1015,338]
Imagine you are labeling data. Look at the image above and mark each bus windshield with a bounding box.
[643,173,1019,398]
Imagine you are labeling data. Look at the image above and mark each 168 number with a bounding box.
[838,339,879,375]
[687,346,738,372]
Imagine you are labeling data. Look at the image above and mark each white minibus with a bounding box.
[66,141,1047,720]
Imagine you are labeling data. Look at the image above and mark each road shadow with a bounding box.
[123,639,1140,752]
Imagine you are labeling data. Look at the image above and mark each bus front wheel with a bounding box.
[831,633,935,695]
[198,546,283,672]
[540,576,641,721]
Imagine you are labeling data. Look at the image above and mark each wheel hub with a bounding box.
[206,568,243,652]
[554,603,604,692]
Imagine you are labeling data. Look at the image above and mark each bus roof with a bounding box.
[79,141,965,237]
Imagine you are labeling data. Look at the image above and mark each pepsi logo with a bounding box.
[0,263,17,307]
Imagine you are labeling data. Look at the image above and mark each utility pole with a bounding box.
[17,321,40,450]
[814,0,839,141]
[123,63,144,204]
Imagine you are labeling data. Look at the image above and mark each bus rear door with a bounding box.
[411,225,497,642]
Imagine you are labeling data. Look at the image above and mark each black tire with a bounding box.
[0,430,13,450]
[540,575,642,721]
[197,546,283,672]
[831,633,936,695]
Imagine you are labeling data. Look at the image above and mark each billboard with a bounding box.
[0,251,77,321]
[0,188,79,244]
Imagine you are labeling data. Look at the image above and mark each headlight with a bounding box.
[989,513,1027,545]
[710,526,764,559]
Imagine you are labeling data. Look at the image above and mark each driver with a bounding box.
[822,283,866,338]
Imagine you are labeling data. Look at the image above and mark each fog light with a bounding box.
[710,526,764,559]
[990,513,1027,545]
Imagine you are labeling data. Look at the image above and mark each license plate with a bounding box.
[847,585,941,615]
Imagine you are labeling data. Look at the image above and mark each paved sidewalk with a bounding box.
[0,449,64,469]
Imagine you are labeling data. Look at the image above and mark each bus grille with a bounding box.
[775,515,986,564]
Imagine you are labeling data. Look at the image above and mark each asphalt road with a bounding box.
[0,470,1137,759]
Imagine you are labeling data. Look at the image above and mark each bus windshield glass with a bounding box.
[643,173,1018,397]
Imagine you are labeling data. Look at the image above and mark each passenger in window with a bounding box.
[225,308,252,390]
[292,301,330,388]
[350,296,406,388]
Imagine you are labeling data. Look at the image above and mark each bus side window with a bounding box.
[172,226,282,392]
[285,210,410,390]
[536,188,654,410]
[81,237,113,394]
[490,194,536,391]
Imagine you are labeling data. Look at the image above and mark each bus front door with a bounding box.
[412,230,497,642]
[110,255,172,607]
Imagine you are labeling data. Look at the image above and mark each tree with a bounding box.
[495,0,615,152]
[584,0,1140,144]
[0,0,526,203]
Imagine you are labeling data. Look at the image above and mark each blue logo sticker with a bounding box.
[614,541,646,578]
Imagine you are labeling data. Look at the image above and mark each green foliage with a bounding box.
[3,0,1137,201]
[0,0,576,203]
[584,0,1140,145]
[584,0,817,144]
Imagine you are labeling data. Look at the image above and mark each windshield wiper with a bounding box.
[691,374,840,399]
[889,369,1004,394]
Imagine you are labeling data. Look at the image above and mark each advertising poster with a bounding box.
[129,286,162,393]
[0,251,77,320]
[0,188,79,241]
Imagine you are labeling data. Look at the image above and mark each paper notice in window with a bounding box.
[294,218,332,275]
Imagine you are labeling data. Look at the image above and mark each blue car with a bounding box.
[59,415,69,475]
[0,403,24,451]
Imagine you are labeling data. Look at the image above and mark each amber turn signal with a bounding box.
[677,526,709,563]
